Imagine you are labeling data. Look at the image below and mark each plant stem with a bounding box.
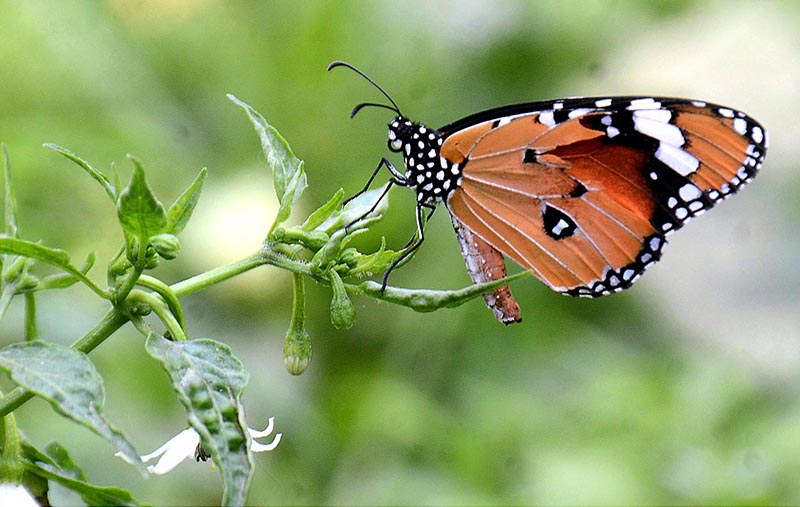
[170,253,265,297]
[290,272,305,331]
[24,292,37,340]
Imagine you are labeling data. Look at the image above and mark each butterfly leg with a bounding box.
[380,203,436,292]
[343,157,407,206]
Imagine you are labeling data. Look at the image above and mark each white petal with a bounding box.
[141,428,199,462]
[250,432,282,452]
[0,483,38,507]
[248,417,275,439]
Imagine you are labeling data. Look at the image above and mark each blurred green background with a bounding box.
[1,0,799,505]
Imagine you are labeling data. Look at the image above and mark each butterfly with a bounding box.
[328,61,768,323]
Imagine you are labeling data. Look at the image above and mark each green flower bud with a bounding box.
[328,270,356,329]
[284,273,311,375]
[150,233,182,260]
[126,235,141,263]
[144,253,160,269]
[283,326,312,375]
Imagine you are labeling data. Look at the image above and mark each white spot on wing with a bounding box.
[568,108,594,119]
[633,112,685,146]
[655,143,700,176]
[627,98,661,110]
[539,111,555,127]
[679,183,702,201]
[751,126,764,144]
[552,218,569,235]
[595,98,612,107]
[733,118,748,135]
[634,109,672,123]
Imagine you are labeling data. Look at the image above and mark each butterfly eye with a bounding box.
[389,138,403,151]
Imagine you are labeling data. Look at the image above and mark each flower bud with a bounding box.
[328,270,355,329]
[283,327,311,375]
[125,235,141,263]
[150,233,181,260]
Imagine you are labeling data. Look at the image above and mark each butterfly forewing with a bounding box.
[441,97,767,297]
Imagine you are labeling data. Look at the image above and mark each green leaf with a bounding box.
[318,185,389,235]
[35,252,96,291]
[44,143,116,202]
[30,441,140,507]
[341,239,398,277]
[145,335,252,506]
[0,237,70,267]
[167,167,207,234]
[117,157,168,243]
[0,238,105,298]
[228,94,307,230]
[2,144,19,239]
[299,188,344,232]
[0,341,145,474]
[328,269,355,329]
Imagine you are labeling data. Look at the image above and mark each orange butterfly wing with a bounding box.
[441,98,767,296]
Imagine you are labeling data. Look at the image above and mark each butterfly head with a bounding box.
[387,116,416,152]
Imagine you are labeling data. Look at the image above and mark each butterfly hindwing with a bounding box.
[441,97,767,297]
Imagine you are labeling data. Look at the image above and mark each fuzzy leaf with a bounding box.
[0,341,144,474]
[299,188,344,231]
[117,157,168,242]
[228,94,307,229]
[44,143,116,202]
[2,144,19,238]
[167,167,207,234]
[318,185,389,234]
[145,336,252,506]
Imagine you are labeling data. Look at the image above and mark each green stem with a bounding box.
[170,253,266,297]
[289,272,305,331]
[112,266,143,305]
[0,309,128,417]
[137,274,185,330]
[127,290,187,342]
[23,292,37,340]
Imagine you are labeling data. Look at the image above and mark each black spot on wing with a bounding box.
[542,205,577,240]
[523,149,537,164]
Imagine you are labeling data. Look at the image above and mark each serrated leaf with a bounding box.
[44,143,116,202]
[228,94,307,230]
[167,167,207,234]
[0,341,144,474]
[117,158,168,242]
[145,336,252,506]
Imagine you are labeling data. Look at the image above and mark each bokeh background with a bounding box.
[1,0,799,505]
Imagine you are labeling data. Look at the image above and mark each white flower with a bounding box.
[117,417,282,474]
[0,483,38,507]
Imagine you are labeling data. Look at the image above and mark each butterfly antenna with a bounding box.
[327,60,402,117]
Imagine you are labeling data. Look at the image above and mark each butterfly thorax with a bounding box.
[388,116,463,204]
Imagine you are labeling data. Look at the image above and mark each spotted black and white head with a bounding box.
[387,116,461,204]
